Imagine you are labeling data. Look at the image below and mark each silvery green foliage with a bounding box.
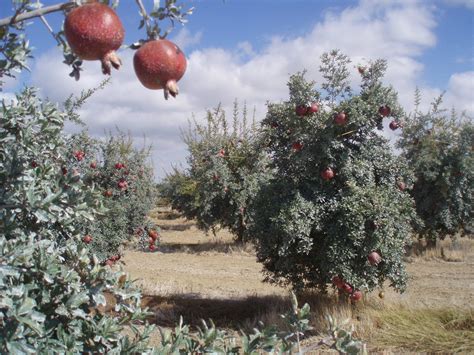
[66,130,159,260]
[150,292,365,354]
[248,50,417,293]
[398,91,473,242]
[0,88,154,353]
[165,102,273,242]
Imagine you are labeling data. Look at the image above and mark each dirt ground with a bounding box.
[121,207,474,350]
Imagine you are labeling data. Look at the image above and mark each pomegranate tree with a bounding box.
[64,2,125,75]
[134,39,187,99]
[248,51,416,295]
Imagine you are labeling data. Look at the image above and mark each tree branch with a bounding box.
[0,2,76,28]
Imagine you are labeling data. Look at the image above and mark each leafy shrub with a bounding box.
[152,292,366,354]
[163,102,273,242]
[0,88,154,352]
[247,51,417,295]
[66,130,159,260]
[398,92,473,244]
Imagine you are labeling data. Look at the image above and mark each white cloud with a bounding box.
[171,28,203,52]
[445,71,474,114]
[28,0,470,179]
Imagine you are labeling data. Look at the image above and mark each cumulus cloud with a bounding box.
[29,0,469,179]
[445,71,474,114]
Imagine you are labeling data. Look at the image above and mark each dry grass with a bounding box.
[119,207,474,353]
[366,306,474,353]
[406,236,474,262]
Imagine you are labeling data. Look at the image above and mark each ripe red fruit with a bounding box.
[73,150,85,161]
[368,251,382,266]
[332,276,344,288]
[61,167,68,175]
[389,120,400,130]
[378,105,391,117]
[31,161,38,168]
[218,149,226,158]
[379,105,392,117]
[321,167,335,181]
[117,179,128,190]
[115,163,123,170]
[341,283,353,294]
[307,103,319,114]
[292,142,303,152]
[105,259,114,267]
[64,3,124,75]
[148,229,158,241]
[358,66,365,74]
[82,235,92,244]
[149,244,156,252]
[103,190,113,197]
[397,181,406,191]
[295,105,308,117]
[134,39,187,99]
[334,112,348,126]
[350,290,362,302]
[90,161,97,169]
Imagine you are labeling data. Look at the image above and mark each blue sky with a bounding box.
[1,0,473,179]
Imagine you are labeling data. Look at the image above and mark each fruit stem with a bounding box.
[164,80,179,100]
[101,51,122,75]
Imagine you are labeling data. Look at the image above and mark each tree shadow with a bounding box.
[141,293,291,330]
[158,241,252,254]
[159,223,195,231]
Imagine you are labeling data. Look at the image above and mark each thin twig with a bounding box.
[39,15,67,48]
[0,2,76,27]
[135,0,152,36]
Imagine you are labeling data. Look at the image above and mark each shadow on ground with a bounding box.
[158,241,251,254]
[141,294,291,330]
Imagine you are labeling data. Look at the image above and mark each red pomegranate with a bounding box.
[341,283,353,294]
[321,167,335,181]
[295,105,308,117]
[332,276,344,288]
[31,161,38,168]
[368,251,382,266]
[90,161,97,169]
[149,244,156,252]
[117,179,128,190]
[350,290,362,302]
[134,39,187,99]
[115,163,124,170]
[73,150,85,161]
[307,103,319,115]
[334,112,347,126]
[397,181,406,191]
[82,235,92,244]
[64,3,124,75]
[148,229,158,241]
[103,190,113,197]
[218,149,226,158]
[389,120,400,130]
[379,105,391,117]
[292,142,303,152]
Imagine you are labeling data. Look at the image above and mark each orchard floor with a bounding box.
[121,207,474,353]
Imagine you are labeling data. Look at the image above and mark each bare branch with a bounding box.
[0,2,76,28]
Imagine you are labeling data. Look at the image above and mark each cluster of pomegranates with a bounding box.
[64,2,186,99]
[147,229,159,251]
[331,251,382,302]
